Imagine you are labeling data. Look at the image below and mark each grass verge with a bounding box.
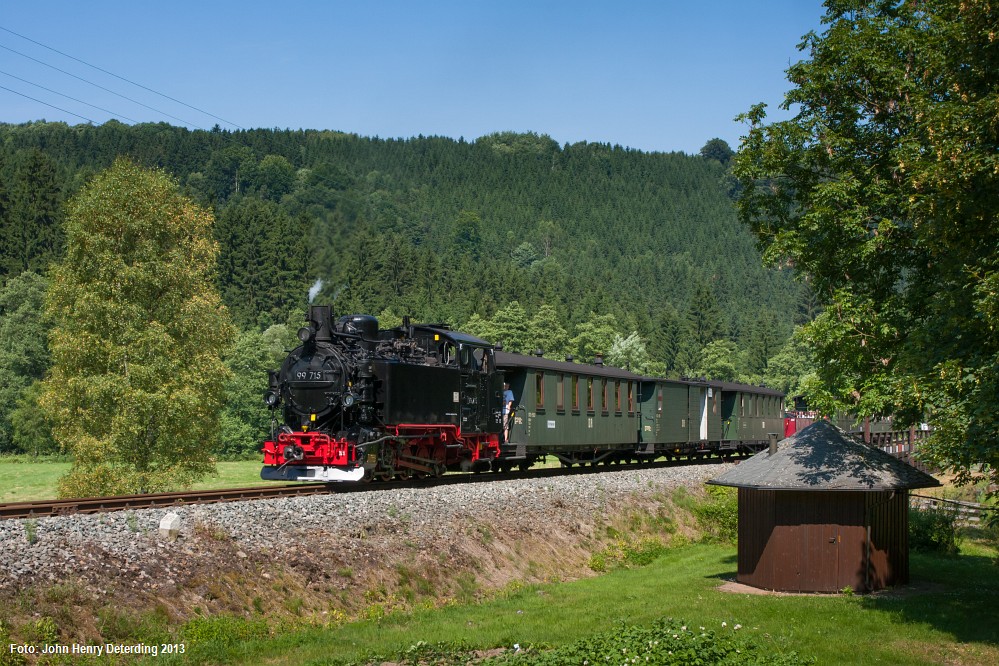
[136,543,998,666]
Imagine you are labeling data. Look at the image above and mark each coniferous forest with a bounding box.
[0,121,813,458]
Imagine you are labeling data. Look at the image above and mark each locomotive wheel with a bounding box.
[397,469,412,481]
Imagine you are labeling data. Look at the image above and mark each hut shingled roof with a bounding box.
[707,420,940,491]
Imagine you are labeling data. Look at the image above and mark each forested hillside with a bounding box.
[0,121,811,456]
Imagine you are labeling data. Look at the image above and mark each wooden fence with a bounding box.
[864,427,934,473]
[910,494,994,526]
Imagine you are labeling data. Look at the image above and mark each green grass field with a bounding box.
[0,456,571,502]
[144,544,997,666]
[0,459,277,502]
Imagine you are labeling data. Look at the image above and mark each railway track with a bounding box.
[0,455,732,521]
[0,483,331,520]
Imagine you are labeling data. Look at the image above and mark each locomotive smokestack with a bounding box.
[308,305,333,342]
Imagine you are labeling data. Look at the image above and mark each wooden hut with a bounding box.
[708,420,940,593]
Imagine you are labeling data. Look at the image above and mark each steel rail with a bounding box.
[0,483,330,520]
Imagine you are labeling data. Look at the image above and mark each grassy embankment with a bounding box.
[144,541,998,666]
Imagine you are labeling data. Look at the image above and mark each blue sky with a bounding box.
[1,1,826,154]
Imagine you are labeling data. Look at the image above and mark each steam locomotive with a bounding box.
[261,306,786,482]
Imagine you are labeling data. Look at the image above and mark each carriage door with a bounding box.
[700,388,710,441]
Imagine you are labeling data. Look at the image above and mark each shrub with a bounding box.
[693,485,739,543]
[909,507,958,555]
[485,617,814,665]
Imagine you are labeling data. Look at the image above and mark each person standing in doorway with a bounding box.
[503,382,515,442]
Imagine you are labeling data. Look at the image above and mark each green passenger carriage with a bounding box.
[494,351,785,468]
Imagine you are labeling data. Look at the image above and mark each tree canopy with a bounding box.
[734,0,998,486]
[41,158,235,496]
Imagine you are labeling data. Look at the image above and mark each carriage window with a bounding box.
[536,372,545,409]
[713,390,718,415]
[472,347,485,370]
[601,379,608,414]
[628,382,635,414]
[586,378,594,412]
[657,387,663,412]
[557,374,565,411]
[615,381,621,413]
[571,376,579,411]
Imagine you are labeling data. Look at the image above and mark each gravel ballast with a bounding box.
[0,463,730,602]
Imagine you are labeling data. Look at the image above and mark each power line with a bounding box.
[0,68,141,124]
[0,24,245,130]
[0,42,205,129]
[0,83,96,124]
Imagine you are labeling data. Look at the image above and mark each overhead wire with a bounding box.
[0,43,206,129]
[0,25,245,130]
[0,68,141,124]
[0,83,97,124]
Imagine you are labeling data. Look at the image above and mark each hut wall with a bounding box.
[737,489,909,593]
[864,491,910,589]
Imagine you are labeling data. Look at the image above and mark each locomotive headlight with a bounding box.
[263,391,280,407]
[342,393,356,407]
[297,325,317,343]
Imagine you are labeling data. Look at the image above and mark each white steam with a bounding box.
[308,279,323,303]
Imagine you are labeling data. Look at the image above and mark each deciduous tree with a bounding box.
[734,0,999,487]
[41,158,235,497]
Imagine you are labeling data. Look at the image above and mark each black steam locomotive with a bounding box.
[262,305,504,482]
